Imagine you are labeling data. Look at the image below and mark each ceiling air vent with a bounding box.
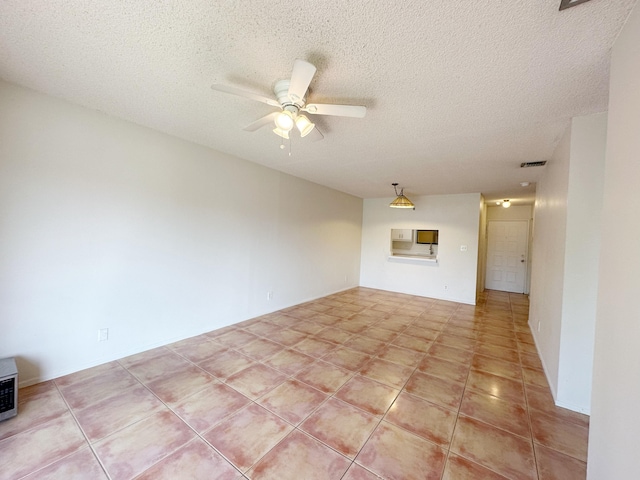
[559,0,592,11]
[521,161,547,168]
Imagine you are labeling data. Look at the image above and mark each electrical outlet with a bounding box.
[98,328,109,342]
[344,275,348,284]
[537,321,541,332]
[267,291,273,301]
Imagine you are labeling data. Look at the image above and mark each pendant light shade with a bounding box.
[274,110,294,132]
[389,183,415,209]
[295,115,315,137]
[273,127,290,139]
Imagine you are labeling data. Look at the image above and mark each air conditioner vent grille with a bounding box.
[520,161,547,168]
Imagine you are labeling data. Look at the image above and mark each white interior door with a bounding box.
[485,220,529,293]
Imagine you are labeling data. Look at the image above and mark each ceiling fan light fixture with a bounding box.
[273,127,290,139]
[274,110,294,132]
[295,115,315,137]
[389,183,415,209]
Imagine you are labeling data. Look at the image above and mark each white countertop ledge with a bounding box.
[388,255,438,264]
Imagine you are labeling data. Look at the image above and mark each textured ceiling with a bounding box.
[0,0,636,205]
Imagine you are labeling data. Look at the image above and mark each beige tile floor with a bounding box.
[0,288,589,479]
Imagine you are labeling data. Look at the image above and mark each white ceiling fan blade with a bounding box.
[303,103,366,118]
[306,126,324,142]
[243,112,279,132]
[211,84,280,107]
[288,59,316,104]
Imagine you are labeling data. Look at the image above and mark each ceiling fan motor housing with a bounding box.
[274,79,305,108]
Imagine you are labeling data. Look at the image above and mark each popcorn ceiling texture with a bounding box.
[0,0,636,202]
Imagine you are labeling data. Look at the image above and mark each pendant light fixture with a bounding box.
[389,183,415,209]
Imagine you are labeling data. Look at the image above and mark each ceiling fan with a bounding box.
[211,59,366,142]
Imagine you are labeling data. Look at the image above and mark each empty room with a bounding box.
[1,1,639,479]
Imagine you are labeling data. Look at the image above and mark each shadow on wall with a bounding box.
[13,356,41,388]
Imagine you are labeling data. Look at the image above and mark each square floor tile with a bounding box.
[335,375,399,416]
[459,389,530,438]
[522,365,550,388]
[404,371,465,410]
[0,412,87,480]
[534,443,587,480]
[204,404,294,472]
[475,344,520,364]
[247,430,351,480]
[169,338,228,363]
[450,415,536,480]
[1,382,68,441]
[525,384,589,428]
[356,422,446,480]
[342,463,384,480]
[294,360,354,394]
[293,337,338,356]
[442,453,509,480]
[267,328,308,347]
[323,347,372,371]
[93,411,195,480]
[74,384,166,441]
[58,366,139,410]
[361,327,399,343]
[376,344,424,367]
[225,363,287,400]
[257,379,327,425]
[315,327,354,344]
[135,438,240,480]
[215,329,261,347]
[21,447,108,480]
[466,369,526,406]
[197,349,256,380]
[390,334,432,353]
[359,358,414,389]
[55,361,122,388]
[300,397,379,458]
[145,363,217,405]
[235,338,284,361]
[262,348,316,375]
[418,355,469,383]
[172,382,251,433]
[530,409,589,462]
[471,354,523,381]
[123,350,191,384]
[384,392,456,447]
[344,336,387,355]
[427,343,474,365]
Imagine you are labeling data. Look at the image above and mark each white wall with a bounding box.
[0,81,363,386]
[360,193,481,304]
[529,113,607,414]
[487,205,532,222]
[557,113,607,413]
[588,3,640,477]
[529,126,571,399]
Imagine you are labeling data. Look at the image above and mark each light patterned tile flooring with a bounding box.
[0,288,589,479]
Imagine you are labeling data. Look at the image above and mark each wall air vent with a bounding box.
[559,0,592,11]
[520,161,547,168]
